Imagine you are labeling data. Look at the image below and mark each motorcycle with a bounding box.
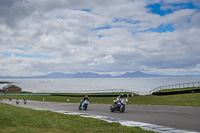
[79,100,89,110]
[110,99,126,113]
[16,99,19,105]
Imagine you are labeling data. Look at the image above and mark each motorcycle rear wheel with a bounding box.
[110,105,115,112]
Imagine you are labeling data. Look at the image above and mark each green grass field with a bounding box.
[1,92,200,107]
[156,87,200,92]
[0,102,154,133]
[1,88,199,132]
[131,93,200,106]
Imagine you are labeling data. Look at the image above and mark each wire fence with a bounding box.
[149,81,200,94]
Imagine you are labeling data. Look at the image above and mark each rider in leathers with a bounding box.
[80,95,89,106]
[115,94,124,107]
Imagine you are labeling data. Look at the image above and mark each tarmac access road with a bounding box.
[1,99,200,133]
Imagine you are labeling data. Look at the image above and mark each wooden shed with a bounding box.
[2,85,22,94]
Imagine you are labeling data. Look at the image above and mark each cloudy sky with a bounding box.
[0,0,200,76]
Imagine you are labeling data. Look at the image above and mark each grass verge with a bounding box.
[1,92,200,107]
[156,87,200,92]
[129,93,200,106]
[0,102,153,133]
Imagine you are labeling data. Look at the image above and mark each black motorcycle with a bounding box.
[24,99,27,104]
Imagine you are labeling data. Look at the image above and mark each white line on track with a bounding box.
[53,110,198,133]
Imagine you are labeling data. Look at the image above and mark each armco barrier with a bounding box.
[152,89,200,95]
[0,94,52,96]
[52,94,133,97]
[150,81,200,94]
[71,89,139,94]
[0,93,133,97]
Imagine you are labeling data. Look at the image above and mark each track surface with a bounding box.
[1,99,200,132]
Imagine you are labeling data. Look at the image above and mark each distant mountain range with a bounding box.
[0,71,200,79]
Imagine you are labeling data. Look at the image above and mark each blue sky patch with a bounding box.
[3,53,54,59]
[15,47,28,51]
[147,4,172,16]
[147,24,174,33]
[3,53,11,57]
[98,35,105,38]
[112,18,141,24]
[92,26,112,31]
[81,9,91,12]
[147,2,198,16]
[15,45,31,51]
[15,54,54,59]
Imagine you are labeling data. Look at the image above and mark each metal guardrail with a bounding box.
[149,81,200,94]
[71,89,139,94]
[0,89,139,96]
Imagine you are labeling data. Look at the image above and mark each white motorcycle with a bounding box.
[110,99,126,113]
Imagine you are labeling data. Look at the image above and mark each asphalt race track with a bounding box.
[1,99,200,133]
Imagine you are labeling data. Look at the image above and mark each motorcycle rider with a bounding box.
[16,99,19,104]
[80,95,89,106]
[23,98,27,104]
[115,94,124,107]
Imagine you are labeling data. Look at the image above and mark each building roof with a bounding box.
[0,84,6,89]
[2,84,20,89]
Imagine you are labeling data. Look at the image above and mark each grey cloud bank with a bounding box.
[0,0,200,76]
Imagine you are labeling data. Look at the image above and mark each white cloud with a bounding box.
[0,0,199,76]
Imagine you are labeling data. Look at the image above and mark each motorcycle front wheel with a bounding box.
[120,105,125,113]
[83,104,87,110]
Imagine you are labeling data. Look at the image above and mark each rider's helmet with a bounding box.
[120,94,124,98]
[85,95,88,98]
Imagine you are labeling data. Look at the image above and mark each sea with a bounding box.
[0,77,200,95]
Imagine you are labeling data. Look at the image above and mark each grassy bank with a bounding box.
[0,102,153,133]
[130,93,200,106]
[156,87,200,92]
[1,92,200,107]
